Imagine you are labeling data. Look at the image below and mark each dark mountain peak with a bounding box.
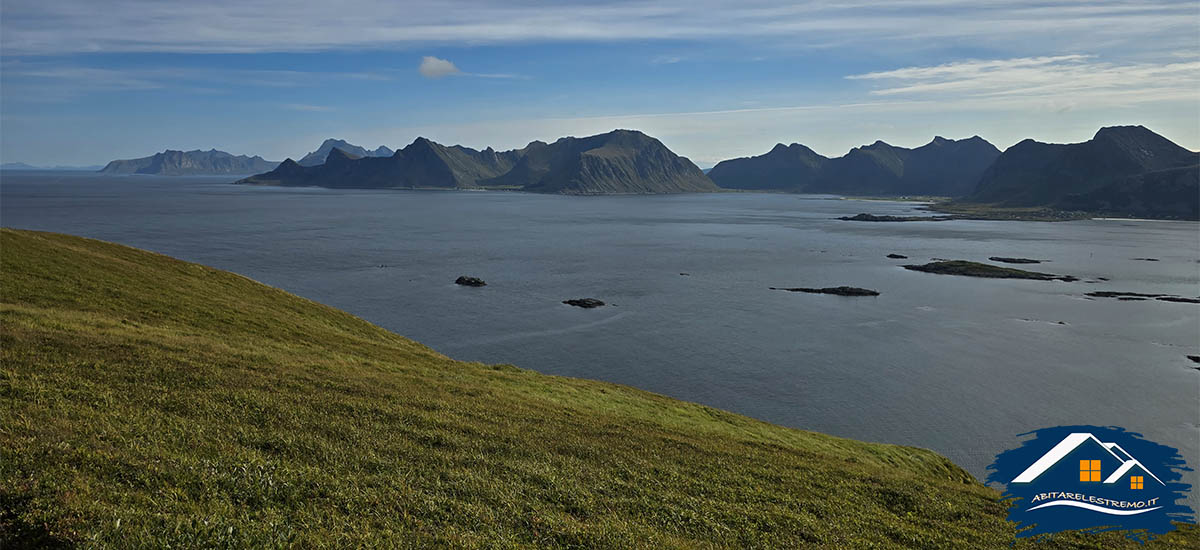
[299,139,393,166]
[589,128,657,148]
[484,129,715,194]
[1089,125,1194,171]
[603,128,648,138]
[279,158,299,167]
[706,141,829,191]
[241,129,713,195]
[1093,125,1151,140]
[963,125,1197,218]
[917,135,1000,153]
[849,140,895,153]
[764,143,822,159]
[101,149,279,175]
[324,147,359,164]
[405,137,445,155]
[710,134,998,196]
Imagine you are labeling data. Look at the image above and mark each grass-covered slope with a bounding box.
[1,229,1195,548]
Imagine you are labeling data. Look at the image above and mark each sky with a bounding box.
[1,0,1198,168]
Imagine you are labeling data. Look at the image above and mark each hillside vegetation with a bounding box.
[1,229,1195,548]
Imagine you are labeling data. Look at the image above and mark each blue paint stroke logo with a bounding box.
[987,426,1194,541]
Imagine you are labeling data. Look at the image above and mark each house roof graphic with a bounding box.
[1011,432,1165,485]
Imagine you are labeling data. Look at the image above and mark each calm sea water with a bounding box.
[3,171,1198,491]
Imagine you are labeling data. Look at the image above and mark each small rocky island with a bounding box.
[902,260,1078,281]
[886,254,908,259]
[455,276,487,287]
[1086,291,1200,304]
[563,298,606,308]
[838,213,954,222]
[770,286,880,296]
[988,257,1042,264]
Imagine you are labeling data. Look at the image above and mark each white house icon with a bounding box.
[1011,432,1165,485]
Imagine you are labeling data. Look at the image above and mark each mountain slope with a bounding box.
[241,130,717,194]
[1,163,105,171]
[899,136,1004,197]
[8,229,1196,547]
[704,143,829,191]
[297,138,395,166]
[486,130,717,194]
[708,136,1000,196]
[241,138,524,189]
[954,126,1199,219]
[99,149,279,175]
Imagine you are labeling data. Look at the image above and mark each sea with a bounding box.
[3,170,1198,495]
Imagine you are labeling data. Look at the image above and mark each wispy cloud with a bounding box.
[417,56,522,79]
[282,103,335,112]
[847,54,1200,110]
[1,1,1194,55]
[0,62,394,101]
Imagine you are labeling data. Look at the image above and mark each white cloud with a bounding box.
[846,55,1200,110]
[416,56,523,79]
[0,63,394,102]
[418,56,460,79]
[1,1,1195,56]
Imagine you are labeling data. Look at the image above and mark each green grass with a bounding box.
[0,228,1195,549]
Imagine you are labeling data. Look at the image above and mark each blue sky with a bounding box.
[2,1,1197,167]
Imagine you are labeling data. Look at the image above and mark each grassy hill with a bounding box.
[1,228,1195,548]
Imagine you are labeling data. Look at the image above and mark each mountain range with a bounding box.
[2,162,106,171]
[954,125,1199,219]
[238,129,718,195]
[707,136,1002,197]
[297,139,394,166]
[85,125,1196,218]
[99,150,279,175]
[92,138,393,175]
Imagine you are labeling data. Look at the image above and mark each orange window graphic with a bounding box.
[1131,476,1144,490]
[1079,460,1101,482]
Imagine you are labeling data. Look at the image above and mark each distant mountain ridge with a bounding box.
[100,149,278,175]
[240,129,717,195]
[707,136,1001,197]
[297,139,394,166]
[959,125,1198,220]
[3,162,105,171]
